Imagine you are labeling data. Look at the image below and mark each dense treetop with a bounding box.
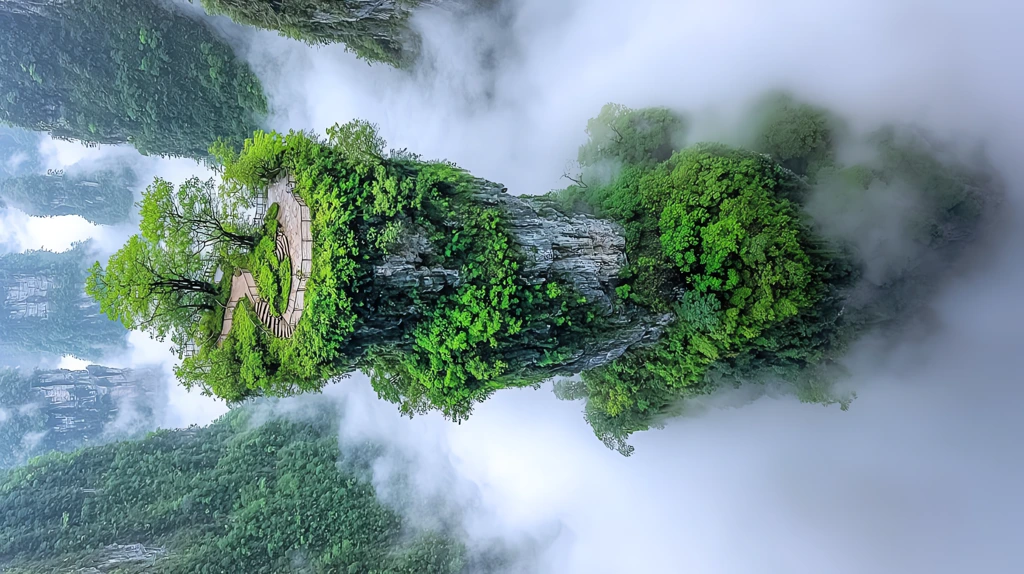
[549,96,1000,454]
[0,0,267,158]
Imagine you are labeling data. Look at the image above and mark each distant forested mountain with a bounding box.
[201,0,424,66]
[0,0,267,158]
[0,243,127,360]
[198,0,501,68]
[0,403,512,573]
[0,365,161,469]
[0,166,137,225]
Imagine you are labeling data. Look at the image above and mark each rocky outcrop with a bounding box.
[374,179,628,310]
[71,543,167,573]
[368,178,671,374]
[471,179,628,311]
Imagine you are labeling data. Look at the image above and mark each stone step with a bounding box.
[275,231,289,262]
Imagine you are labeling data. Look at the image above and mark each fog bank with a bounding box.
[221,0,1024,571]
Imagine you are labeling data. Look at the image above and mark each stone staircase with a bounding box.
[252,296,294,338]
[275,230,289,262]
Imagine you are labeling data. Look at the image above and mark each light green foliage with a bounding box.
[86,234,217,354]
[139,176,257,255]
[199,0,424,67]
[327,119,387,166]
[0,167,136,225]
[212,130,287,192]
[646,146,823,355]
[0,0,267,158]
[0,405,467,573]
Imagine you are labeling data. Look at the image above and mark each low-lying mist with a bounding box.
[6,0,1020,570]
[223,0,1024,571]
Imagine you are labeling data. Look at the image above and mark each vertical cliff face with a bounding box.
[368,179,672,374]
[0,0,70,19]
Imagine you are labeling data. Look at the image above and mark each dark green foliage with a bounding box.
[0,0,267,158]
[0,167,136,225]
[566,146,843,435]
[553,98,1000,455]
[199,0,423,67]
[746,92,844,177]
[0,244,127,359]
[0,404,466,573]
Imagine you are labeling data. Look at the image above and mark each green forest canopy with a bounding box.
[0,0,267,158]
[0,403,507,574]
[549,95,999,454]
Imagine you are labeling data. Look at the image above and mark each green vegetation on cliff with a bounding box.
[93,125,605,420]
[0,404,473,573]
[200,0,424,67]
[0,0,267,158]
[87,95,1000,453]
[549,97,999,453]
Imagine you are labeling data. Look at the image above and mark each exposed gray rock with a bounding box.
[367,177,671,373]
[374,225,459,293]
[374,179,628,309]
[471,179,627,311]
[71,543,167,573]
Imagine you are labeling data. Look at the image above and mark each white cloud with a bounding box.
[212,0,1024,571]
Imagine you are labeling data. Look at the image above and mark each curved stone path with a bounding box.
[218,177,312,344]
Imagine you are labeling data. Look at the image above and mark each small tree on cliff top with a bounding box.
[86,235,218,348]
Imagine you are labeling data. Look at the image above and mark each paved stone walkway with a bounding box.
[218,176,313,344]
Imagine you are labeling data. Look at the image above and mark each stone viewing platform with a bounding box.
[218,176,312,343]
